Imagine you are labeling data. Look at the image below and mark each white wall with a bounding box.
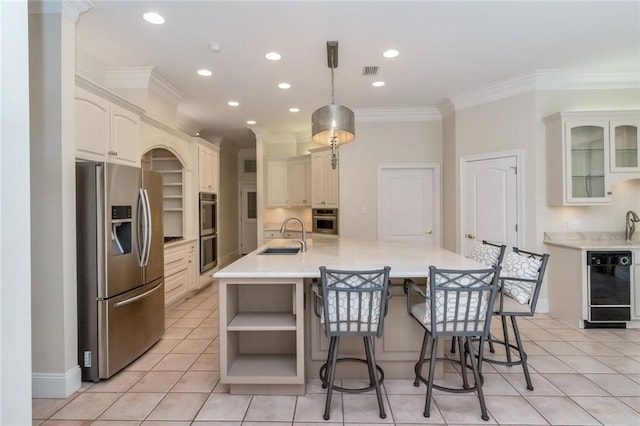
[1,0,33,422]
[339,120,442,239]
[29,7,82,397]
[219,140,240,265]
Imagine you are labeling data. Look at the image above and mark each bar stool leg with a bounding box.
[321,336,337,389]
[414,331,429,387]
[364,336,386,419]
[501,315,512,363]
[323,336,340,420]
[511,316,533,390]
[457,335,470,389]
[423,336,438,418]
[465,337,489,421]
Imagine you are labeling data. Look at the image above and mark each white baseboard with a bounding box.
[32,365,82,398]
[536,298,549,313]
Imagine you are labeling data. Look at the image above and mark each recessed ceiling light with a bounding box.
[246,120,257,125]
[265,52,281,61]
[372,81,386,87]
[228,101,239,107]
[143,12,165,25]
[278,82,291,89]
[197,69,213,77]
[383,49,399,58]
[289,107,300,113]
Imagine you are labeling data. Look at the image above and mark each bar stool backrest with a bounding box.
[320,266,391,338]
[427,266,500,337]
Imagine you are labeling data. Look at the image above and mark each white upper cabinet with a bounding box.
[266,161,289,207]
[545,111,640,206]
[288,156,311,207]
[198,144,219,193]
[75,86,140,166]
[610,119,640,172]
[311,149,339,208]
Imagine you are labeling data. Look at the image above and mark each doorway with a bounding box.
[377,164,441,245]
[240,183,257,255]
[460,152,522,256]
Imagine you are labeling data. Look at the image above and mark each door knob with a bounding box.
[425,230,433,235]
[465,233,476,239]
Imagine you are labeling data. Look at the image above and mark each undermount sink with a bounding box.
[259,247,301,255]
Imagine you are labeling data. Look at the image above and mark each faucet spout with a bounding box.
[625,210,640,241]
[279,216,307,252]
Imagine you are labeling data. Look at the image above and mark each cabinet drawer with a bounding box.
[165,247,188,276]
[165,269,187,305]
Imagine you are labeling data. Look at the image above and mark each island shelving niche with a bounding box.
[219,278,305,395]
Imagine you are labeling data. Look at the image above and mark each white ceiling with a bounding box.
[75,1,640,147]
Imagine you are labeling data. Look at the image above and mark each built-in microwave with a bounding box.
[312,208,338,235]
[199,192,217,236]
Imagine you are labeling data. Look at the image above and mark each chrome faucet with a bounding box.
[625,210,640,241]
[280,216,307,252]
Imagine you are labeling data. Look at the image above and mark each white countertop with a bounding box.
[543,231,640,250]
[214,237,484,279]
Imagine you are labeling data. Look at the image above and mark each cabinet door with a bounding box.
[610,120,640,172]
[198,147,209,192]
[266,161,289,207]
[110,104,139,166]
[634,263,640,320]
[311,153,325,207]
[565,121,610,204]
[323,152,339,208]
[288,159,308,206]
[75,88,110,160]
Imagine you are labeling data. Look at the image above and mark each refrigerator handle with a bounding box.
[142,188,153,266]
[137,188,147,267]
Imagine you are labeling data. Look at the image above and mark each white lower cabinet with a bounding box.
[219,278,305,394]
[164,240,198,307]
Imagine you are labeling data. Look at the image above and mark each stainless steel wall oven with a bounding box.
[199,192,217,273]
[312,208,338,235]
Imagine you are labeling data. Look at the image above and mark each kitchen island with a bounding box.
[214,237,484,395]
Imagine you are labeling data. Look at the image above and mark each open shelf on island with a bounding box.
[227,354,298,379]
[227,312,296,331]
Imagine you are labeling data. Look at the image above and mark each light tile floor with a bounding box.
[33,283,640,425]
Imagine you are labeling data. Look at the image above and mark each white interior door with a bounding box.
[378,164,440,244]
[240,184,257,255]
[461,155,519,256]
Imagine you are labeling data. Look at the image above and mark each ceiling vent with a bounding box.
[362,66,379,76]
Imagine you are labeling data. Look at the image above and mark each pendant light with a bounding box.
[311,41,355,169]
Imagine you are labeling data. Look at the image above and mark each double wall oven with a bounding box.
[200,192,217,273]
[312,208,338,235]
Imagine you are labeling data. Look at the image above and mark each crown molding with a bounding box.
[354,107,441,122]
[105,67,185,104]
[450,70,640,111]
[75,74,145,114]
[29,0,93,22]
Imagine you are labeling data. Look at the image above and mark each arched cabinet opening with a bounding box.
[141,148,185,241]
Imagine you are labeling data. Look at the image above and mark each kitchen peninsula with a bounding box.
[213,237,484,395]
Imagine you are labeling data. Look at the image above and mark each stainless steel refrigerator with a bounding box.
[76,162,165,382]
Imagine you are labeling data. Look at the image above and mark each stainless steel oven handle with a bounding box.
[115,282,163,308]
[313,216,336,220]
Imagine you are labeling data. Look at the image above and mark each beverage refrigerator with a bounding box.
[76,161,165,381]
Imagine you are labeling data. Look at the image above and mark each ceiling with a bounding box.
[75,1,640,148]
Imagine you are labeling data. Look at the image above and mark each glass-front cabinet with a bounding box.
[546,111,640,206]
[610,121,640,172]
[566,121,609,203]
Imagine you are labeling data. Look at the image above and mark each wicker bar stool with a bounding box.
[312,266,391,420]
[405,265,500,421]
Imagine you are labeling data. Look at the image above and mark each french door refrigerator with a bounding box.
[76,161,164,382]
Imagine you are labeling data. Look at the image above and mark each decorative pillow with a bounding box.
[469,243,501,267]
[500,252,542,304]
